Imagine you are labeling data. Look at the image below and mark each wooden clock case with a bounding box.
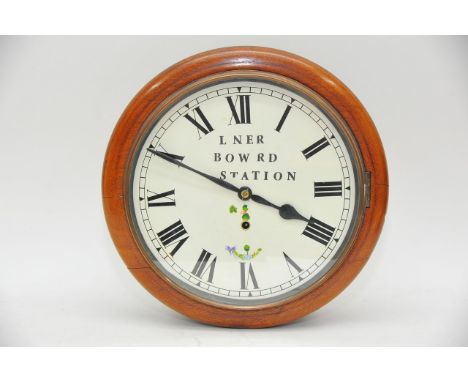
[102,47,388,328]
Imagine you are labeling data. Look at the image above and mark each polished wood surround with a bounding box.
[102,46,389,328]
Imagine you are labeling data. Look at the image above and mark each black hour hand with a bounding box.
[251,193,308,223]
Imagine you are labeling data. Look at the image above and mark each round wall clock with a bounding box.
[102,46,388,328]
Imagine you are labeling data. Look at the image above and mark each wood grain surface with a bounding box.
[102,46,388,328]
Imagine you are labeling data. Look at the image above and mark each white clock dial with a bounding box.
[130,76,364,305]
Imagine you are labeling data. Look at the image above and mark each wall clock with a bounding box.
[102,46,388,328]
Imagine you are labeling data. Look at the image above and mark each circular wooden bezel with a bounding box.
[102,46,388,328]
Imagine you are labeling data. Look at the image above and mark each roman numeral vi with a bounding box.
[240,262,259,290]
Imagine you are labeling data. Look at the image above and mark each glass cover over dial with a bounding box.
[129,73,364,306]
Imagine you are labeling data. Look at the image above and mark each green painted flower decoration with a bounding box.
[227,244,262,261]
[229,203,252,229]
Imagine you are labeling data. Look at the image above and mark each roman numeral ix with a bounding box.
[227,95,251,125]
[302,137,330,159]
[147,189,176,207]
[191,249,217,283]
[303,217,335,246]
[314,181,343,197]
[156,220,189,256]
[184,106,213,137]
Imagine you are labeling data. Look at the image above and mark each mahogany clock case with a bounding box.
[127,69,367,308]
[102,46,388,328]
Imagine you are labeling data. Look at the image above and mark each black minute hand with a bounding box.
[147,148,240,194]
[148,148,308,223]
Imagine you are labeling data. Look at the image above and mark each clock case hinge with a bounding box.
[364,171,371,208]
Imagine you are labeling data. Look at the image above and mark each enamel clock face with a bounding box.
[131,76,362,305]
[103,47,388,327]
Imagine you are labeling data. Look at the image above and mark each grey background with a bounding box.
[1,36,467,346]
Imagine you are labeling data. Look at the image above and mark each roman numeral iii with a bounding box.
[156,220,189,256]
[240,262,259,290]
[314,181,342,197]
[302,137,330,159]
[303,217,335,245]
[147,189,176,207]
[191,249,217,283]
[184,106,214,137]
[227,95,251,124]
